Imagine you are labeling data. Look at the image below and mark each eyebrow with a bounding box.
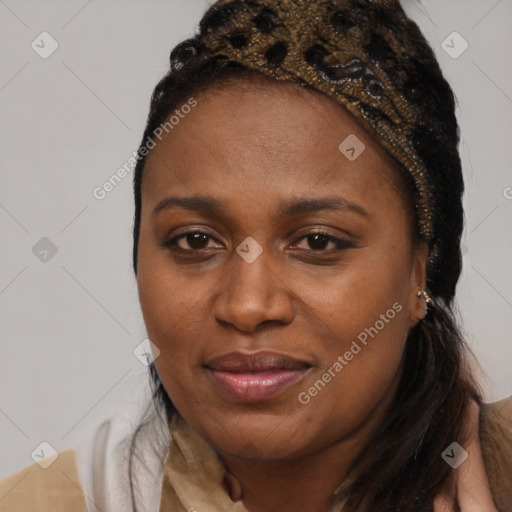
[151,194,369,218]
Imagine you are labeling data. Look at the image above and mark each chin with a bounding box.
[215,434,303,461]
[198,409,318,460]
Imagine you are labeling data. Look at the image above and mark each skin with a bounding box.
[136,74,432,512]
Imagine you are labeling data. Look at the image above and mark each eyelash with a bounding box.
[161,229,354,255]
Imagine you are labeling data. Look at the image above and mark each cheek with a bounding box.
[294,244,412,426]
[137,273,207,362]
[137,266,208,415]
[136,233,204,369]
[294,310,409,452]
[302,232,412,338]
[136,232,234,420]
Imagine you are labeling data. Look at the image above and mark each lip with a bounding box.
[204,351,312,402]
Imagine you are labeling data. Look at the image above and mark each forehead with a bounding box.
[141,75,411,217]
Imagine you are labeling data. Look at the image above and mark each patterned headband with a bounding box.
[179,0,455,269]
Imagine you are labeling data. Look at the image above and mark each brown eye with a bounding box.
[162,230,219,252]
[303,233,331,251]
[180,232,210,250]
[293,231,353,252]
[305,233,330,250]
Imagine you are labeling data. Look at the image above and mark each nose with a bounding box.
[213,243,295,333]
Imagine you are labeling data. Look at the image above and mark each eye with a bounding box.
[161,228,354,256]
[292,230,354,253]
[161,230,221,253]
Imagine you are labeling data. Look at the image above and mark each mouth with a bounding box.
[204,351,312,402]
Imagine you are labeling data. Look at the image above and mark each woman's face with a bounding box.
[137,76,428,461]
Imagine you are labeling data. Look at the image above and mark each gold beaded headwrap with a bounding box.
[196,0,437,255]
[160,0,465,288]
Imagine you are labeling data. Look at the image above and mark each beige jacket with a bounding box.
[0,396,510,512]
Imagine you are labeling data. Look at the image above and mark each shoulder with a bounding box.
[482,394,512,420]
[480,394,512,443]
[0,407,170,512]
[75,405,171,512]
[0,448,87,511]
[479,395,512,512]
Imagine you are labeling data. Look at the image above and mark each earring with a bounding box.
[417,287,434,307]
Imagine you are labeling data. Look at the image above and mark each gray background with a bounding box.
[0,0,511,478]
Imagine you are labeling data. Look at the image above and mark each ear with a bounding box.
[408,241,429,329]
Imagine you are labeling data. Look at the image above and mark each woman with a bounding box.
[1,0,510,511]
